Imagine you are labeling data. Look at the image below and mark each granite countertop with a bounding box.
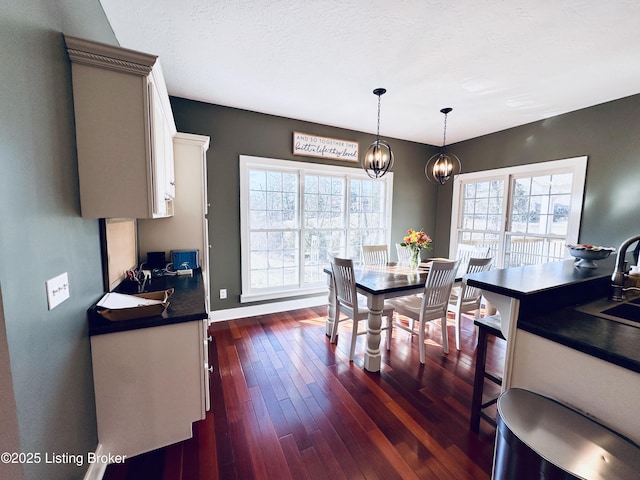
[88,270,207,336]
[465,257,640,373]
[465,257,615,301]
[465,257,615,318]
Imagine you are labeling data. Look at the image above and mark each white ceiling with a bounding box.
[99,0,640,145]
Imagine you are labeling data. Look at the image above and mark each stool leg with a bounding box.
[471,327,489,433]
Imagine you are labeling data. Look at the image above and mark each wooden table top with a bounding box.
[325,259,455,295]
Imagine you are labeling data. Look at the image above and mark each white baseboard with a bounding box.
[209,295,327,322]
[83,443,107,480]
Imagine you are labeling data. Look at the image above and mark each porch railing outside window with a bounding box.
[451,157,587,269]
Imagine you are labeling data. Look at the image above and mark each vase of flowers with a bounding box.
[401,228,433,270]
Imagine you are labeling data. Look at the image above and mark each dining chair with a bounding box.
[447,256,493,350]
[455,243,490,278]
[361,244,389,265]
[395,243,412,264]
[388,260,460,363]
[330,257,395,361]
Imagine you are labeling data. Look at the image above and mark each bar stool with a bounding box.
[470,314,505,432]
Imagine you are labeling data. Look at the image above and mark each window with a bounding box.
[450,157,587,268]
[240,156,393,302]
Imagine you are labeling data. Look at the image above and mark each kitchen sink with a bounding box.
[600,302,640,323]
[575,294,640,328]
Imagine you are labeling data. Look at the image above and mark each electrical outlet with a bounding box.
[46,272,70,310]
[219,288,227,299]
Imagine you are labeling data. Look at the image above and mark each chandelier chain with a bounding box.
[442,111,448,148]
[376,94,381,140]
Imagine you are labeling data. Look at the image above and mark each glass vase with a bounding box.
[409,249,421,270]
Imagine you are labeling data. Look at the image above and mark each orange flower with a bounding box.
[400,228,432,251]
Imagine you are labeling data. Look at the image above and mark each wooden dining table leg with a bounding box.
[363,293,384,372]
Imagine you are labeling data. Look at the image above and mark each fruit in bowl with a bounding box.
[566,244,616,268]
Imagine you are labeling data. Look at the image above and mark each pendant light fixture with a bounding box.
[425,107,461,185]
[362,88,394,179]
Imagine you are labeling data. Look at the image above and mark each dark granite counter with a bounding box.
[466,257,615,318]
[88,270,207,336]
[465,257,640,373]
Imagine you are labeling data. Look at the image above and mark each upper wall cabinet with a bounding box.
[65,35,176,219]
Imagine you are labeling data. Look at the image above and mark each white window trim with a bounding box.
[240,155,394,303]
[450,156,588,267]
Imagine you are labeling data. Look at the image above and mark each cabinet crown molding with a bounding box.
[174,132,211,150]
[64,34,157,76]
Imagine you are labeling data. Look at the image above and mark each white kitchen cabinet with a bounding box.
[65,35,176,219]
[90,319,209,459]
[138,133,211,312]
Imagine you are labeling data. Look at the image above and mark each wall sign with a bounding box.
[293,131,359,162]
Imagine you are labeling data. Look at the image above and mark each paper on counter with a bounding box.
[97,292,164,309]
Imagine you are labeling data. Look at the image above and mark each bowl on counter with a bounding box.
[566,244,616,268]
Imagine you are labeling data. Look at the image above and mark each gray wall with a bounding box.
[434,94,640,253]
[170,99,440,311]
[1,1,117,479]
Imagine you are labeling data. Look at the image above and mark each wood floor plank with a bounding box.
[305,428,349,480]
[278,434,311,480]
[238,399,270,479]
[249,360,291,438]
[367,427,421,480]
[305,383,366,480]
[299,444,328,480]
[103,306,500,480]
[221,346,249,423]
[247,385,294,480]
[191,400,219,480]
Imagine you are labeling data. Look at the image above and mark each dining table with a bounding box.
[324,259,453,372]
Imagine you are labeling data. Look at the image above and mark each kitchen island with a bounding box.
[87,271,211,462]
[466,257,640,445]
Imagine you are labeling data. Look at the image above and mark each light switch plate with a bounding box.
[46,272,70,310]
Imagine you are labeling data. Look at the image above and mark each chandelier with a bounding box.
[425,107,461,184]
[361,88,394,179]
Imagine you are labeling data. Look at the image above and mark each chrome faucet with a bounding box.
[611,234,640,301]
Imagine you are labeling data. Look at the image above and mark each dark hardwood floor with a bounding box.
[103,307,504,479]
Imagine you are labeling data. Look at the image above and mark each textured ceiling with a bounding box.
[99,0,640,145]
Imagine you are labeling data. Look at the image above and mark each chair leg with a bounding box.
[385,314,392,350]
[330,305,340,343]
[349,318,359,361]
[454,310,462,351]
[419,319,426,364]
[472,307,482,346]
[441,316,450,354]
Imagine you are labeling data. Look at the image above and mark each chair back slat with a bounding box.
[331,257,358,313]
[362,245,389,265]
[422,260,460,312]
[455,243,491,278]
[395,243,412,263]
[461,257,493,301]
